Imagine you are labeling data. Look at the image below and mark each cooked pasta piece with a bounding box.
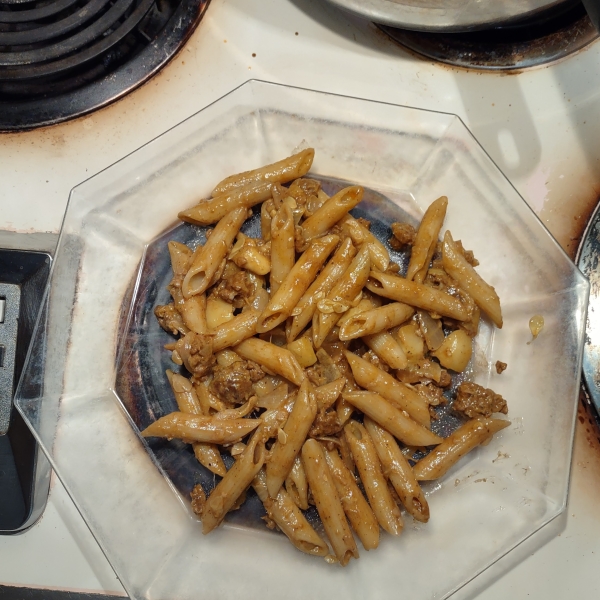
[202,431,266,533]
[270,200,296,295]
[252,468,329,557]
[406,195,447,284]
[179,181,273,226]
[229,233,271,275]
[363,332,409,370]
[324,448,380,550]
[301,186,363,241]
[285,456,309,510]
[234,338,305,386]
[301,439,359,565]
[364,417,429,523]
[168,240,192,276]
[315,378,346,411]
[140,413,261,444]
[442,230,503,328]
[212,149,315,197]
[344,420,403,536]
[183,206,247,298]
[339,302,414,340]
[413,417,510,481]
[179,294,209,334]
[342,391,442,447]
[366,271,469,321]
[339,214,390,272]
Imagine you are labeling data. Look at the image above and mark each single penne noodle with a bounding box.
[315,378,347,411]
[301,439,359,566]
[406,195,448,283]
[211,308,260,351]
[366,271,469,321]
[287,336,317,368]
[270,201,295,295]
[140,412,261,444]
[178,181,272,226]
[180,294,208,334]
[253,468,329,557]
[261,201,273,242]
[202,431,266,533]
[413,417,511,481]
[206,296,234,328]
[193,444,227,477]
[301,186,363,241]
[234,337,305,386]
[211,149,315,197]
[342,391,442,447]
[344,420,403,536]
[285,455,309,510]
[229,234,271,275]
[345,351,430,427]
[336,297,375,329]
[442,230,503,328]
[364,417,429,523]
[287,238,356,342]
[266,379,317,498]
[168,241,192,276]
[182,206,247,298]
[339,302,415,340]
[339,214,390,272]
[336,395,355,428]
[257,234,339,333]
[213,395,258,420]
[313,245,371,348]
[324,448,380,550]
[363,332,409,370]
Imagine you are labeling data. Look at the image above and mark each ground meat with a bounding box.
[155,303,188,336]
[390,222,417,249]
[309,408,342,438]
[495,361,508,374]
[214,269,255,308]
[454,239,479,267]
[361,350,390,372]
[175,332,216,378]
[438,370,452,388]
[210,359,265,405]
[286,178,321,206]
[453,382,508,419]
[190,484,206,516]
[415,383,447,406]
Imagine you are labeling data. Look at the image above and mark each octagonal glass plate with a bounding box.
[15,80,588,600]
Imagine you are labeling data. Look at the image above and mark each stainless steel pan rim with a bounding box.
[325,0,572,32]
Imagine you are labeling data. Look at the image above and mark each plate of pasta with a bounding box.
[15,80,588,600]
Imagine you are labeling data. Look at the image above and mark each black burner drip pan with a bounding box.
[0,0,210,131]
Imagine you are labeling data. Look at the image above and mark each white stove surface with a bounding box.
[2,0,600,597]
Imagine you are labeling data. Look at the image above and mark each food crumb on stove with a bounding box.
[495,360,507,374]
[252,53,256,57]
[295,32,299,35]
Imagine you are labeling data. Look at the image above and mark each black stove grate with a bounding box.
[0,0,210,130]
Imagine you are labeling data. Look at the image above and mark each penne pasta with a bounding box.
[285,456,309,510]
[179,294,209,334]
[270,201,296,295]
[339,214,390,272]
[179,182,272,226]
[342,391,442,447]
[301,439,359,565]
[366,271,469,321]
[364,417,429,523]
[325,448,380,550]
[211,308,260,351]
[229,233,271,276]
[140,412,261,444]
[313,245,371,348]
[345,351,430,427]
[202,431,266,533]
[301,186,363,241]
[234,337,305,386]
[182,206,247,298]
[168,240,192,276]
[211,149,315,197]
[442,230,503,328]
[266,379,317,498]
[252,468,329,557]
[413,417,510,481]
[339,302,414,340]
[257,234,339,333]
[363,332,409,370]
[287,237,356,342]
[406,195,447,284]
[315,378,346,411]
[344,420,404,536]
